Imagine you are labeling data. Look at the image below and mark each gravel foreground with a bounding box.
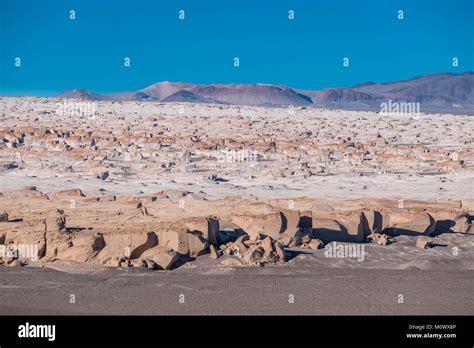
[0,264,472,315]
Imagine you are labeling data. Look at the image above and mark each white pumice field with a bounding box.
[0,97,473,314]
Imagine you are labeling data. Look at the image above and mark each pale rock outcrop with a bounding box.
[313,212,367,243]
[187,231,209,257]
[157,226,209,257]
[451,212,472,233]
[157,227,190,255]
[231,213,283,240]
[129,232,158,259]
[279,209,300,237]
[5,219,47,261]
[57,232,106,262]
[141,246,179,270]
[96,233,134,263]
[384,211,437,236]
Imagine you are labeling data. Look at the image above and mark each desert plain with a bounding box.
[0,97,473,314]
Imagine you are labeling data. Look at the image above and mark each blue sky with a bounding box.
[1,0,473,96]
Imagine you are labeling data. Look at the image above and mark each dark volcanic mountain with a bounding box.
[58,82,311,107]
[187,84,312,106]
[57,89,111,101]
[161,90,221,104]
[297,72,474,112]
[57,72,474,112]
[354,72,474,105]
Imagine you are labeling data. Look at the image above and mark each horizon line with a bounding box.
[2,71,472,98]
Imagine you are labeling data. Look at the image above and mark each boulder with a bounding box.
[366,232,392,246]
[416,237,432,249]
[58,232,106,262]
[141,246,179,270]
[187,231,209,257]
[129,232,158,259]
[144,258,157,269]
[207,217,220,245]
[279,209,300,238]
[231,213,283,240]
[233,239,248,256]
[95,233,134,262]
[274,242,286,261]
[261,236,273,256]
[157,227,189,255]
[265,251,278,263]
[119,258,131,268]
[98,171,109,180]
[384,212,437,236]
[288,228,313,247]
[451,213,472,233]
[130,259,144,268]
[5,258,28,267]
[243,245,264,264]
[313,213,366,243]
[308,239,323,250]
[6,220,47,261]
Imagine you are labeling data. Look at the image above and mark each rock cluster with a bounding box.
[212,234,288,266]
[1,189,472,271]
[366,232,394,246]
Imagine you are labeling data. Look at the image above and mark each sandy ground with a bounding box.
[0,98,473,315]
[0,264,472,315]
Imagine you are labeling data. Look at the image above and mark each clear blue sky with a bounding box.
[1,0,473,96]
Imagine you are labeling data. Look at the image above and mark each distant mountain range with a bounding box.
[57,72,474,112]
